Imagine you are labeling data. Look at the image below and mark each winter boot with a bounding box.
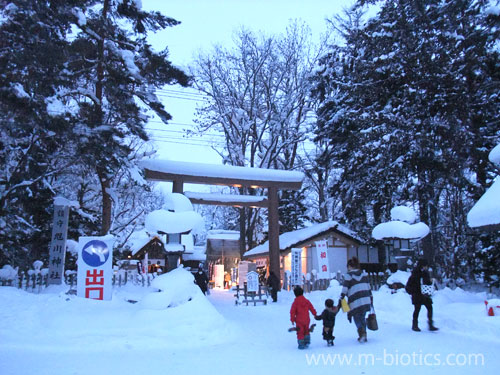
[297,339,306,349]
[304,334,311,348]
[357,328,367,343]
[428,320,439,331]
[412,320,421,332]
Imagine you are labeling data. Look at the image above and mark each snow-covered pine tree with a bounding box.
[65,0,189,235]
[0,1,188,266]
[313,0,500,272]
[0,1,83,267]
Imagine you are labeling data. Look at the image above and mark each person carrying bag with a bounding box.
[405,258,439,332]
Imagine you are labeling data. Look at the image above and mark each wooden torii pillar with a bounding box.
[141,160,304,289]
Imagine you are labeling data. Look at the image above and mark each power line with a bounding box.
[147,128,227,138]
[156,88,208,98]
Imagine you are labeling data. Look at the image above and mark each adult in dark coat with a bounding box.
[194,268,209,295]
[267,271,280,302]
[405,258,438,332]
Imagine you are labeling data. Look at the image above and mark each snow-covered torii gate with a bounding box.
[140,160,304,282]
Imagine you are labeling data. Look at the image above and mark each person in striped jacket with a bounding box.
[341,257,373,343]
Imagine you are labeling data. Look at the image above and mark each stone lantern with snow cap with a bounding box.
[372,206,430,270]
[144,193,204,272]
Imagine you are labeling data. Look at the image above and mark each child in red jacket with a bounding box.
[290,286,317,349]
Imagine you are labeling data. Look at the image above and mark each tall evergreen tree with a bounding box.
[0,0,83,267]
[0,1,188,266]
[65,0,189,235]
[313,0,500,268]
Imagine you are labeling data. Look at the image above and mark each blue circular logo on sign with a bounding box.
[81,240,110,267]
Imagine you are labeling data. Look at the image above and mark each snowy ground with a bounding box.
[1,272,499,375]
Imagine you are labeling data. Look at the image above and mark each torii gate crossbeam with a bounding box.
[140,160,304,286]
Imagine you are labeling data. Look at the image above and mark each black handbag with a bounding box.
[366,305,378,331]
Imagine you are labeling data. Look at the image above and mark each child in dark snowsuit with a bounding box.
[290,286,317,349]
[315,298,339,346]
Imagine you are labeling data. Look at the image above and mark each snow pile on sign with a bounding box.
[140,267,203,309]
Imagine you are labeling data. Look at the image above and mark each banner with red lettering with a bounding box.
[315,240,330,279]
[77,236,114,301]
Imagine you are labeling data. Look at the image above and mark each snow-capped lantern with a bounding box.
[372,206,429,270]
[143,193,204,272]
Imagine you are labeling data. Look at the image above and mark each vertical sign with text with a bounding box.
[315,240,330,279]
[291,248,303,286]
[246,271,259,292]
[77,236,114,301]
[48,205,69,284]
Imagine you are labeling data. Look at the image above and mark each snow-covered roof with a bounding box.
[140,159,304,186]
[244,221,362,257]
[372,221,429,240]
[183,246,207,261]
[185,191,267,203]
[207,230,240,241]
[467,178,500,229]
[128,230,164,256]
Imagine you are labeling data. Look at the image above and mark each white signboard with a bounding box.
[77,236,114,301]
[246,271,259,292]
[315,240,330,279]
[214,264,224,289]
[291,248,303,286]
[238,261,256,285]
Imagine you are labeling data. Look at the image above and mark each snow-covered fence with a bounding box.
[17,270,49,293]
[0,262,49,293]
[0,265,19,286]
[368,272,389,291]
[282,271,344,293]
[234,284,269,306]
[61,269,158,288]
[114,270,156,287]
[282,270,387,293]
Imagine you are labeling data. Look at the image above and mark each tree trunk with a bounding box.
[96,0,110,236]
[98,169,112,236]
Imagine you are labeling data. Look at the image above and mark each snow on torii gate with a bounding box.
[140,159,304,281]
